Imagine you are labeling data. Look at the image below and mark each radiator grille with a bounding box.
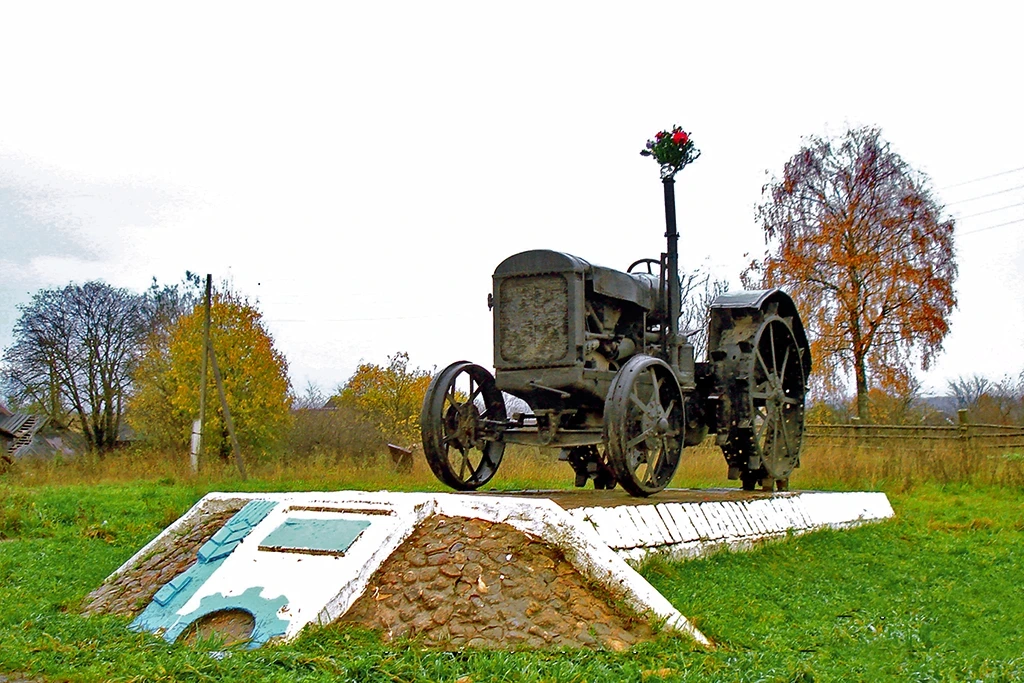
[498,275,569,365]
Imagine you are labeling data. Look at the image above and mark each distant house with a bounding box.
[0,402,49,463]
[0,402,85,463]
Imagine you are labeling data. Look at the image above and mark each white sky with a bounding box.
[1,2,1022,398]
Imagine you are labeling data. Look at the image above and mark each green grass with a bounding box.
[1,466,1023,680]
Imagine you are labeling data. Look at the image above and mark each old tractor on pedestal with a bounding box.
[420,139,811,497]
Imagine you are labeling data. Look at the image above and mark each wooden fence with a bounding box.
[804,422,1024,451]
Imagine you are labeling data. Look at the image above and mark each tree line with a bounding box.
[1,275,287,456]
[0,273,433,460]
[3,124,1017,452]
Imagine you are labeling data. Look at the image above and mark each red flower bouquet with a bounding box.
[641,126,701,179]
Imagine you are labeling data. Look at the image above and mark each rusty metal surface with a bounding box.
[493,249,590,278]
[498,275,570,365]
[710,289,811,378]
[464,487,778,509]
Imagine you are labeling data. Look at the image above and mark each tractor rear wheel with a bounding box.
[721,315,806,489]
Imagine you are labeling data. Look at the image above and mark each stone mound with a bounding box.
[338,514,654,650]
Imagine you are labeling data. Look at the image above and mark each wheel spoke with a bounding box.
[751,390,770,400]
[780,395,800,406]
[778,415,793,453]
[627,427,656,449]
[662,399,675,420]
[630,391,651,413]
[755,415,768,443]
[770,413,780,459]
[770,323,778,375]
[457,447,471,480]
[645,442,664,485]
[446,387,461,409]
[779,346,790,380]
[757,350,772,382]
[649,368,661,409]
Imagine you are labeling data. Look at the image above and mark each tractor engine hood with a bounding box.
[493,250,661,313]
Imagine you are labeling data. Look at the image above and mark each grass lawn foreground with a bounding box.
[0,471,1022,682]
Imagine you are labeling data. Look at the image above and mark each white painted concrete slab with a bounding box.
[565,490,894,562]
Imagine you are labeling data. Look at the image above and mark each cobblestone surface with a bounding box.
[339,515,654,650]
[83,501,246,617]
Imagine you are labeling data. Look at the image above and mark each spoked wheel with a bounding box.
[726,315,806,487]
[604,355,685,497]
[420,361,507,490]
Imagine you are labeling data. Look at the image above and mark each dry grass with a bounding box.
[794,437,1024,492]
[0,444,573,493]
[4,436,1022,494]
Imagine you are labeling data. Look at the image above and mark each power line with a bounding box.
[953,201,1024,221]
[941,166,1024,190]
[959,217,1024,236]
[266,314,444,323]
[946,184,1024,206]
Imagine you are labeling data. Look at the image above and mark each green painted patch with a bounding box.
[130,500,278,642]
[259,517,371,555]
[175,586,289,648]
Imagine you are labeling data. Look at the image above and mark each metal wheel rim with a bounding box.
[749,318,805,479]
[605,356,684,496]
[421,362,506,490]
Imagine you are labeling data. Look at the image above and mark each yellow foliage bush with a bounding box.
[129,289,292,460]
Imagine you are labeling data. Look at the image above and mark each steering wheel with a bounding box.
[627,258,661,275]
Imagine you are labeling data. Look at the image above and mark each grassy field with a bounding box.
[0,441,1022,681]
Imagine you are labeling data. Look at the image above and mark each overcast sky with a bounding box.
[1,2,1022,399]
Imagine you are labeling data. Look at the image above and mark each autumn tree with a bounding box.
[334,352,431,445]
[2,282,149,451]
[745,126,957,420]
[129,286,292,458]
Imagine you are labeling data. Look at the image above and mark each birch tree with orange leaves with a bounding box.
[745,127,957,420]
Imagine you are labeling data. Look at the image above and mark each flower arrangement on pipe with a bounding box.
[641,126,701,179]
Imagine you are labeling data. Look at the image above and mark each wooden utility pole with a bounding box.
[189,273,246,480]
[192,274,213,474]
[209,342,247,480]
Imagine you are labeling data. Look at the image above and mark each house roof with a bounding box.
[0,413,31,437]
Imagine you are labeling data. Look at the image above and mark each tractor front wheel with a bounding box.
[420,361,507,490]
